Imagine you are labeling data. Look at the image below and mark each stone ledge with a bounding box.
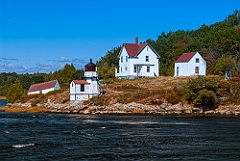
[2,102,240,115]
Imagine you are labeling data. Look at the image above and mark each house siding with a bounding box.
[118,47,131,77]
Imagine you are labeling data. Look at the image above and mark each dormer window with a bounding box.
[146,56,149,62]
[196,58,199,63]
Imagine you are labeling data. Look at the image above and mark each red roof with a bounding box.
[72,80,90,85]
[176,52,197,62]
[124,43,147,57]
[28,80,58,92]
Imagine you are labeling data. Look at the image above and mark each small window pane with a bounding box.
[134,66,137,73]
[147,66,150,72]
[196,58,199,63]
[146,56,149,62]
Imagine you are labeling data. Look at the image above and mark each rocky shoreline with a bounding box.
[1,101,240,116]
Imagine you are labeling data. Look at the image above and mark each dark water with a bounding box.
[0,99,7,107]
[0,113,240,161]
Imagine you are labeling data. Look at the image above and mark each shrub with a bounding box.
[218,78,240,104]
[193,89,219,111]
[185,76,218,104]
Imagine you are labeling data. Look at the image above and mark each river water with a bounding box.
[0,112,239,160]
[0,99,7,107]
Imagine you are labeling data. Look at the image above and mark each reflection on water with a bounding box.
[0,112,240,160]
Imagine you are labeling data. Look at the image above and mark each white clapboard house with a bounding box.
[174,52,206,76]
[28,80,60,95]
[70,59,100,105]
[115,37,160,79]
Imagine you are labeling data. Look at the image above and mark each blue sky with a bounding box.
[0,0,238,74]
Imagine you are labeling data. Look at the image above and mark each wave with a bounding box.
[12,143,35,148]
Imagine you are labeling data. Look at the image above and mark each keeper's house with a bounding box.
[115,37,160,79]
[28,80,60,95]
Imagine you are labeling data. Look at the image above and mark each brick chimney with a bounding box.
[135,36,138,44]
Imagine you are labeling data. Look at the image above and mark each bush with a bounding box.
[193,89,219,111]
[218,78,240,104]
[185,76,218,104]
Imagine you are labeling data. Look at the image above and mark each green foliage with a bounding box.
[45,64,84,84]
[193,89,218,111]
[97,47,121,79]
[6,79,25,103]
[183,77,220,110]
[46,64,77,84]
[218,78,240,104]
[212,56,234,75]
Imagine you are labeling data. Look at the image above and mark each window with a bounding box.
[80,85,84,92]
[121,67,122,72]
[126,56,128,62]
[125,66,127,71]
[121,56,123,62]
[146,56,149,62]
[134,66,137,73]
[147,66,150,72]
[195,66,199,75]
[196,58,199,63]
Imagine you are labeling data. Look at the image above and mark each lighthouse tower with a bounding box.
[83,59,100,95]
[69,59,100,105]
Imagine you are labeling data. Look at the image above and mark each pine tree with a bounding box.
[6,79,25,103]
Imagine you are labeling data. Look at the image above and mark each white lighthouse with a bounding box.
[70,59,100,105]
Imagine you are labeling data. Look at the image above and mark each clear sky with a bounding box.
[0,0,238,74]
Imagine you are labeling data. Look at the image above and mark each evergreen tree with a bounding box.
[6,79,25,103]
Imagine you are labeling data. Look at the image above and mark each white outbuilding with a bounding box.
[174,52,206,76]
[28,80,60,95]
